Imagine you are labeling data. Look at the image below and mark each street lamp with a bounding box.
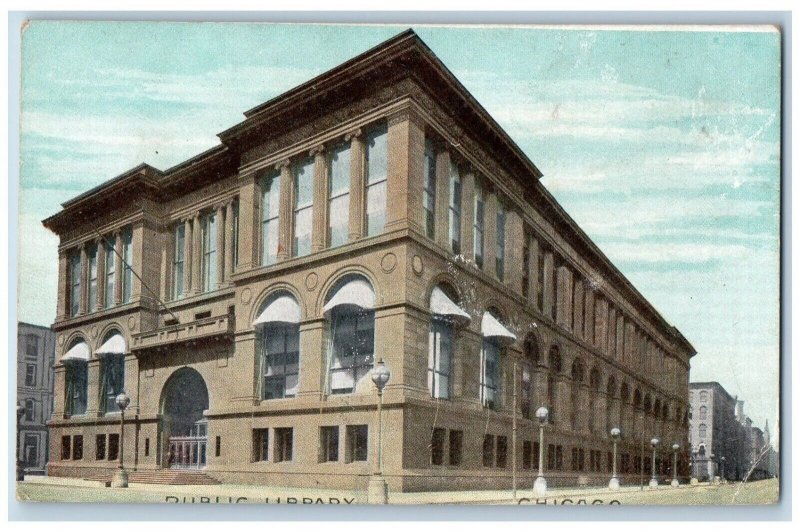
[111,392,131,488]
[367,359,391,504]
[534,406,549,497]
[648,437,660,489]
[720,456,726,483]
[671,443,680,487]
[16,402,25,481]
[608,427,621,490]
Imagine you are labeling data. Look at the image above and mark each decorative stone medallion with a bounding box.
[58,334,65,346]
[127,316,137,331]
[305,272,319,291]
[380,252,397,274]
[412,255,424,276]
[240,287,252,305]
[90,325,98,338]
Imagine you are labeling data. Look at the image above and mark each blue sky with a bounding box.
[18,22,780,433]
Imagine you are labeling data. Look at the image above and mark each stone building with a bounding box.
[42,30,695,492]
[17,322,56,475]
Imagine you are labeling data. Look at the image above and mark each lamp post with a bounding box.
[533,406,549,497]
[608,427,621,490]
[111,392,131,488]
[16,402,25,481]
[648,437,660,489]
[671,443,680,487]
[368,359,391,504]
[720,456,726,483]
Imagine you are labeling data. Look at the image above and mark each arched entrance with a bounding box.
[160,367,209,469]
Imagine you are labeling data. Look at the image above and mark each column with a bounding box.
[555,264,573,329]
[56,252,69,321]
[216,204,226,289]
[573,280,584,337]
[183,217,192,296]
[483,188,497,278]
[52,366,67,418]
[86,360,101,417]
[584,288,595,343]
[297,321,325,398]
[347,129,365,241]
[434,148,450,249]
[385,107,425,233]
[114,231,123,305]
[607,306,617,357]
[235,172,258,271]
[527,234,538,305]
[79,243,88,315]
[460,169,475,263]
[556,374,572,432]
[224,200,235,284]
[191,211,202,294]
[276,159,293,261]
[95,237,106,312]
[311,145,328,253]
[542,251,555,320]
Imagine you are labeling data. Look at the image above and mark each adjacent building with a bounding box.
[689,382,778,481]
[42,30,695,492]
[17,322,56,475]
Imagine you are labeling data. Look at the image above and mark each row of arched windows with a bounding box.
[60,329,126,417]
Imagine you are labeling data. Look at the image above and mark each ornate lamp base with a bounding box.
[367,474,388,504]
[670,479,679,488]
[608,476,620,490]
[111,469,129,488]
[534,476,547,497]
[648,478,659,489]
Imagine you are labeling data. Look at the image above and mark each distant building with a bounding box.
[746,421,778,480]
[17,322,56,474]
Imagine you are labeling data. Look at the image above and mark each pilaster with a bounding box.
[85,359,101,417]
[346,129,365,242]
[311,145,327,253]
[191,211,202,294]
[79,243,88,315]
[95,237,106,312]
[434,148,450,249]
[216,203,226,289]
[385,107,425,233]
[460,170,475,263]
[276,159,293,262]
[224,200,235,285]
[182,217,192,297]
[114,231,123,305]
[483,188,497,278]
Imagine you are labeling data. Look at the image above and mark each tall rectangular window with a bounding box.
[521,362,532,419]
[88,244,98,311]
[430,428,446,466]
[346,425,368,463]
[448,430,463,466]
[101,354,125,413]
[24,398,34,420]
[275,428,293,462]
[96,435,107,460]
[480,339,500,409]
[428,319,452,399]
[365,123,388,236]
[69,251,81,317]
[172,224,185,299]
[72,435,84,460]
[320,426,339,462]
[496,435,508,468]
[261,323,300,399]
[25,334,38,358]
[107,434,119,461]
[522,233,530,299]
[104,241,115,308]
[448,161,462,254]
[423,139,437,239]
[482,434,494,467]
[25,364,36,387]
[61,435,71,460]
[328,142,351,248]
[293,158,314,257]
[65,361,87,416]
[536,245,545,312]
[495,201,506,281]
[533,441,540,470]
[253,429,269,462]
[523,440,532,469]
[122,228,133,304]
[473,182,485,269]
[202,212,217,292]
[261,171,281,266]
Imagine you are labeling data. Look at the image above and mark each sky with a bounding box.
[17,22,781,434]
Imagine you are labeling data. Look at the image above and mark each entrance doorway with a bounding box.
[160,367,209,469]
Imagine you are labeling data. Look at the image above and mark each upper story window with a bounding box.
[25,334,38,359]
[104,240,115,308]
[254,292,301,400]
[25,363,36,387]
[495,200,506,281]
[423,139,437,240]
[260,170,281,267]
[88,243,98,311]
[448,161,462,255]
[699,391,708,402]
[324,275,376,395]
[365,123,388,237]
[699,406,707,420]
[172,224,185,299]
[121,227,133,304]
[293,157,314,257]
[201,212,217,292]
[427,284,470,400]
[536,242,545,312]
[69,251,81,317]
[698,424,707,439]
[522,233,530,299]
[328,142,351,249]
[473,181,485,269]
[24,399,35,422]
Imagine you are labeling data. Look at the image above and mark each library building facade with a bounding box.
[43,30,695,492]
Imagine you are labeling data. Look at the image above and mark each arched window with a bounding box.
[547,346,561,421]
[254,292,301,399]
[590,367,601,392]
[633,389,642,408]
[654,398,662,419]
[699,391,708,402]
[61,338,89,416]
[521,335,539,419]
[480,308,515,409]
[644,395,652,414]
[428,284,470,399]
[698,444,706,457]
[607,376,617,397]
[698,424,707,439]
[324,275,376,395]
[96,329,127,413]
[571,359,584,383]
[699,406,707,420]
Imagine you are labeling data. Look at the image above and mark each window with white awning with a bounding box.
[254,292,301,400]
[323,277,375,312]
[481,311,517,344]
[253,294,301,326]
[428,285,470,400]
[96,333,126,356]
[60,340,90,363]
